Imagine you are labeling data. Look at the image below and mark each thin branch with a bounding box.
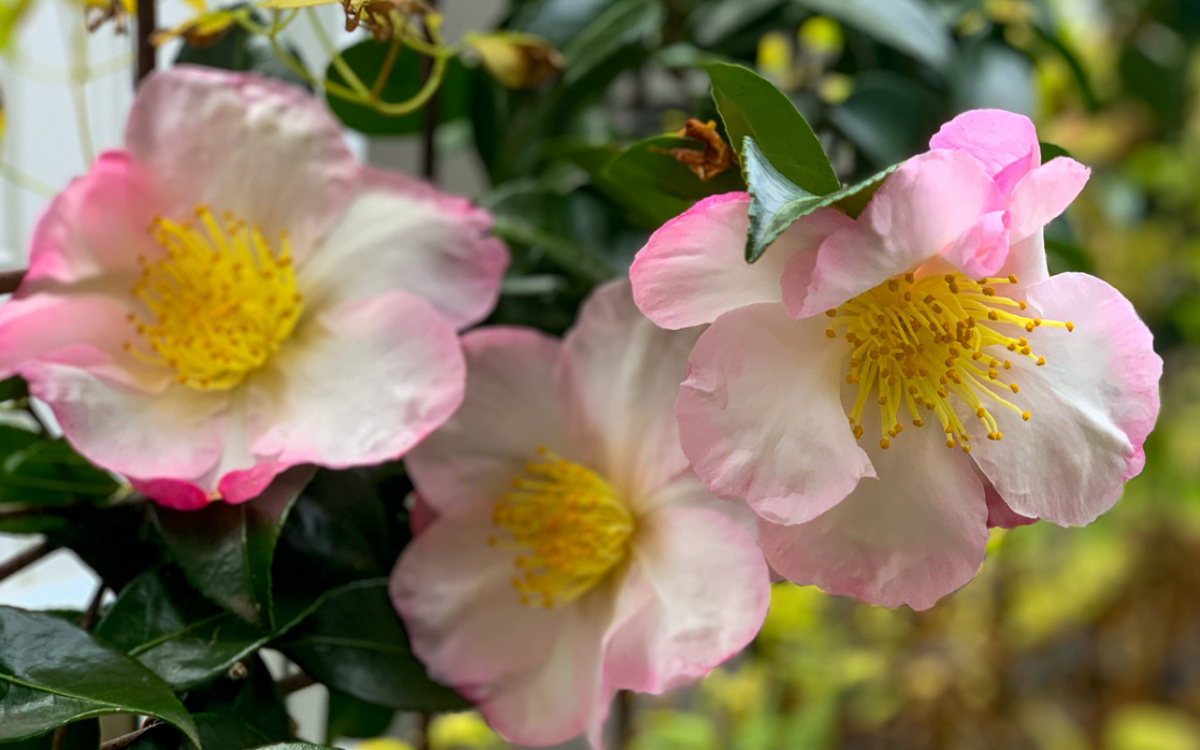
[80,581,107,630]
[614,690,635,750]
[420,0,439,181]
[0,269,26,295]
[276,670,317,696]
[134,0,156,83]
[0,540,56,584]
[99,723,161,750]
[416,712,431,750]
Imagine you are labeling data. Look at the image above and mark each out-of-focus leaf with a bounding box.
[1041,142,1072,163]
[0,0,34,52]
[1104,704,1200,750]
[325,41,471,136]
[951,40,1033,115]
[705,62,839,196]
[153,466,314,628]
[2,720,99,750]
[792,0,952,70]
[279,579,468,712]
[0,607,199,745]
[560,0,665,85]
[509,0,618,48]
[0,376,28,402]
[743,136,895,261]
[829,71,942,168]
[95,564,328,691]
[175,6,310,90]
[689,0,787,48]
[326,689,396,740]
[0,426,119,510]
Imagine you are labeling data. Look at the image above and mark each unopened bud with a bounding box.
[465,31,563,90]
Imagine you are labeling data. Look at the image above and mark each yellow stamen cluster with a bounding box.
[826,272,1073,452]
[490,447,635,608]
[124,206,303,391]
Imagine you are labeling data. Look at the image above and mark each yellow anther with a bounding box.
[825,329,837,339]
[1022,411,1032,421]
[1066,321,1075,332]
[880,438,890,449]
[493,448,634,609]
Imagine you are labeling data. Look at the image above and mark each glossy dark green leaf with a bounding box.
[793,0,952,70]
[325,41,471,136]
[0,607,199,745]
[175,6,310,90]
[560,0,665,85]
[325,690,395,740]
[0,426,119,510]
[1041,142,1072,163]
[572,135,745,229]
[743,137,895,262]
[153,466,313,629]
[705,62,839,196]
[1,719,99,750]
[183,655,290,742]
[125,714,271,750]
[279,579,467,712]
[95,564,326,692]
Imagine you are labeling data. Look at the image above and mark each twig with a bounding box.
[0,540,56,584]
[416,712,431,750]
[0,269,27,295]
[614,690,635,750]
[134,0,156,83]
[420,0,439,181]
[99,722,161,750]
[276,670,317,695]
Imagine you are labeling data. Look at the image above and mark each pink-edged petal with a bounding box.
[1006,157,1090,243]
[631,193,853,330]
[985,481,1036,529]
[942,210,1010,279]
[760,421,989,610]
[557,280,698,503]
[21,363,231,495]
[243,291,465,473]
[405,326,571,519]
[783,150,1001,318]
[964,273,1161,526]
[297,168,509,330]
[24,151,169,288]
[603,503,769,696]
[678,303,873,526]
[390,512,615,747]
[128,477,209,510]
[126,66,356,258]
[929,109,1040,189]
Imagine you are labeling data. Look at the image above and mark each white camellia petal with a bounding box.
[296,169,509,330]
[557,280,699,504]
[405,327,574,519]
[677,302,874,526]
[125,66,358,258]
[964,272,1161,526]
[759,418,989,610]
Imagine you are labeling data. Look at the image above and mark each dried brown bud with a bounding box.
[465,31,564,90]
[653,119,738,182]
[341,0,430,41]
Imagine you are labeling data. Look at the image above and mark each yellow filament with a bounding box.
[825,272,1072,451]
[124,206,303,391]
[491,447,635,608]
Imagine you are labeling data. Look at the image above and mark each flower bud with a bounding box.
[465,31,563,90]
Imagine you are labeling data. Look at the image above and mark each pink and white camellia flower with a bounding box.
[631,109,1162,610]
[390,281,770,748]
[0,66,508,510]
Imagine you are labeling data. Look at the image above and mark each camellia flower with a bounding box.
[390,281,770,748]
[0,66,508,509]
[631,109,1162,609]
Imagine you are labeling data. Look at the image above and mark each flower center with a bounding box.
[826,272,1073,452]
[490,447,635,609]
[124,206,304,391]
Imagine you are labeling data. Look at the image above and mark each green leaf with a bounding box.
[0,0,35,53]
[571,135,745,229]
[705,62,839,196]
[95,564,327,691]
[0,607,199,745]
[0,375,28,402]
[175,6,311,90]
[560,0,665,86]
[325,690,395,741]
[325,41,471,136]
[1,720,99,750]
[125,714,272,750]
[828,71,943,169]
[0,426,119,510]
[279,579,467,712]
[1041,141,1072,163]
[793,0,952,70]
[153,466,314,629]
[183,655,291,743]
[743,137,894,262]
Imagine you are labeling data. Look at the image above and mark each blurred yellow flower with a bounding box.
[428,711,502,750]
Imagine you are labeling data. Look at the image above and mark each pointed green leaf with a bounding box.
[705,62,839,196]
[279,579,467,712]
[0,607,199,745]
[153,466,314,629]
[793,0,952,70]
[743,136,896,262]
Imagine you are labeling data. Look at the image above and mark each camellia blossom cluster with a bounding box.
[0,66,508,509]
[632,109,1163,610]
[0,64,1164,750]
